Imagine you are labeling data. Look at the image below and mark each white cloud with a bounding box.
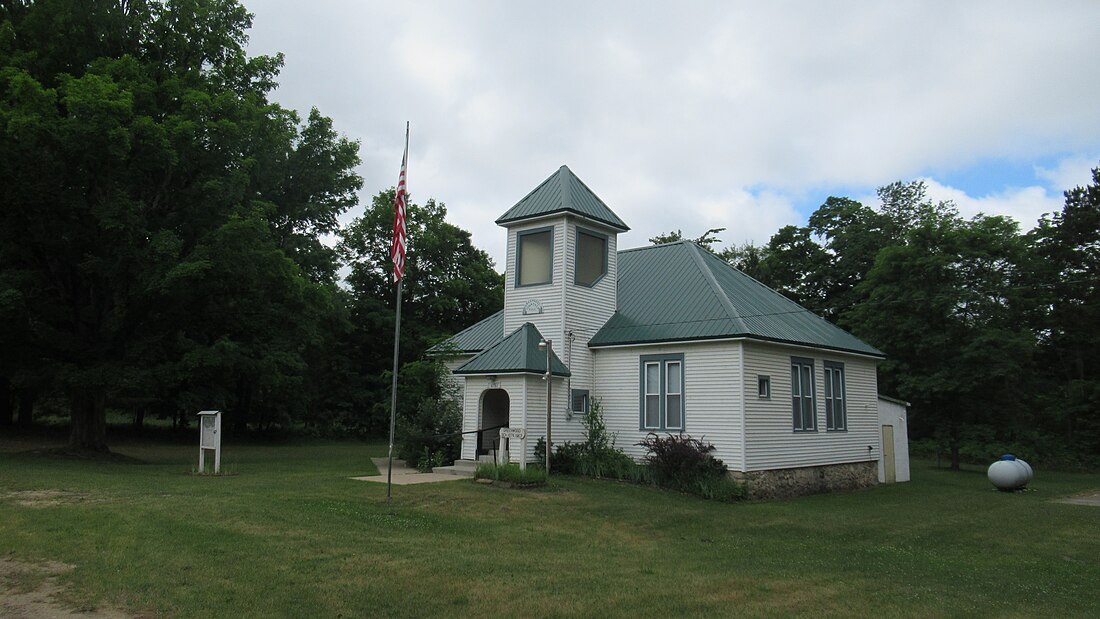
[1036,155,1099,194]
[920,178,1063,230]
[243,0,1100,269]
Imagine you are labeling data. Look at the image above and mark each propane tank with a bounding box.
[987,454,1032,491]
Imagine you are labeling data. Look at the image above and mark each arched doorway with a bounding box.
[478,389,509,457]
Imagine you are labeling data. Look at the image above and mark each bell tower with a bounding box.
[496,166,629,413]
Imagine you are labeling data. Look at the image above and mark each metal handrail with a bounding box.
[475,423,508,456]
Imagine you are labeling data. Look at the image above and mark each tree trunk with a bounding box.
[16,388,35,428]
[133,407,145,431]
[0,377,12,426]
[69,391,109,452]
[949,444,960,471]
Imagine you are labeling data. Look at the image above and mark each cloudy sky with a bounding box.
[244,0,1100,270]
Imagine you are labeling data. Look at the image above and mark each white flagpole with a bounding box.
[386,122,409,503]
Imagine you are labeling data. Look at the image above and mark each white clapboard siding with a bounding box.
[461,374,578,464]
[563,218,619,420]
[461,375,523,461]
[592,341,744,468]
[517,374,581,463]
[742,341,880,471]
[503,221,566,346]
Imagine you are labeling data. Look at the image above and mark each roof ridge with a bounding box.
[558,166,573,213]
[684,241,748,333]
[617,239,688,255]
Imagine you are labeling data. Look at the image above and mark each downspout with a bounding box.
[561,219,570,419]
[565,329,575,419]
[521,376,528,464]
[738,343,747,472]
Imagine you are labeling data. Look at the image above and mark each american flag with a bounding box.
[391,142,408,283]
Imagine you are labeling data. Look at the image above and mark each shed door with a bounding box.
[882,425,896,483]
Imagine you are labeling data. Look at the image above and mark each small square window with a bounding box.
[758,375,771,399]
[571,389,590,414]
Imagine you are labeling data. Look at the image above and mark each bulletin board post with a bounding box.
[197,410,222,474]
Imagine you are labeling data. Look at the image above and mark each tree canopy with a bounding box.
[679,173,1100,468]
[0,0,362,448]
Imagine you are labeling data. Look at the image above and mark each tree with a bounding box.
[718,242,770,283]
[806,196,894,324]
[756,225,830,313]
[1030,164,1100,454]
[0,0,360,449]
[847,211,1034,469]
[339,190,503,432]
[649,227,726,250]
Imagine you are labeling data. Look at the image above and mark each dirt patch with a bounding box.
[0,558,134,618]
[0,490,101,508]
[1055,490,1100,506]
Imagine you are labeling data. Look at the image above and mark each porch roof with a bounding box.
[454,322,570,377]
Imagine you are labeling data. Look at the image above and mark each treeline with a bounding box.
[0,0,502,450]
[4,2,1097,470]
[661,172,1100,468]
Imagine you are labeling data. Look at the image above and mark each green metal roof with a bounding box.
[495,165,630,232]
[427,310,503,355]
[588,241,884,357]
[454,323,571,376]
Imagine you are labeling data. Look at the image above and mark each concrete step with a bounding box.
[432,459,478,477]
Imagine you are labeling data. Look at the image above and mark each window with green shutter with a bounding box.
[824,361,846,431]
[791,357,816,432]
[639,353,685,431]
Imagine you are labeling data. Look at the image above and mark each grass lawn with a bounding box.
[1,435,1098,618]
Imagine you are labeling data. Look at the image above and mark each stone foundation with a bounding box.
[733,461,878,500]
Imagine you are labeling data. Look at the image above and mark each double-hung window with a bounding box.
[791,357,816,431]
[823,361,846,431]
[640,354,684,431]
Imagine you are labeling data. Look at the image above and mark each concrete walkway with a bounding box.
[350,457,471,485]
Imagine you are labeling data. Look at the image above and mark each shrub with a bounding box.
[637,432,742,501]
[397,393,462,471]
[549,440,586,474]
[415,446,451,473]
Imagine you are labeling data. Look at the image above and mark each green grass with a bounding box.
[475,462,549,484]
[1,434,1098,618]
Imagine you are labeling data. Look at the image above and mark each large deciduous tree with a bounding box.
[846,209,1034,469]
[339,190,503,431]
[1031,165,1100,454]
[0,0,360,449]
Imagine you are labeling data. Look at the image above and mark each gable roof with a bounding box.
[454,322,571,376]
[495,165,630,232]
[588,241,884,357]
[427,310,503,355]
